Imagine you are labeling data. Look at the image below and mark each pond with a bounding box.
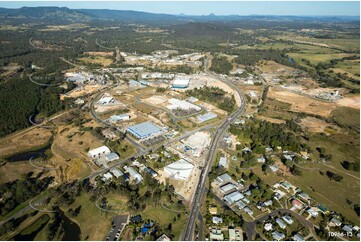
[61,211,82,241]
[6,144,51,162]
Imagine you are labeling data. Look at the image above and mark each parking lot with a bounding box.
[105,215,129,241]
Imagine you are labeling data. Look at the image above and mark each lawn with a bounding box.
[64,194,113,241]
[141,204,187,240]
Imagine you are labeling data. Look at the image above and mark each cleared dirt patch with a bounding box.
[336,95,360,110]
[299,117,339,134]
[257,115,286,124]
[268,87,338,117]
[0,127,53,158]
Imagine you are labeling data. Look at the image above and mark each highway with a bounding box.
[182,65,247,240]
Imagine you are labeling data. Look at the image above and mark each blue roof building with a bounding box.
[127,121,164,139]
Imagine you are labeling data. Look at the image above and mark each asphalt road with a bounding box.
[182,70,247,240]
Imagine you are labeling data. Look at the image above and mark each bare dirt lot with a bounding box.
[61,85,102,99]
[299,117,340,134]
[268,87,338,117]
[336,95,360,110]
[0,127,53,158]
[256,115,286,124]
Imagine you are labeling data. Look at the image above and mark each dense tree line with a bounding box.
[186,86,236,113]
[0,172,54,216]
[229,120,306,152]
[210,56,233,74]
[0,76,71,137]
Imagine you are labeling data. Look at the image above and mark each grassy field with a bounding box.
[287,53,355,65]
[332,59,360,80]
[331,106,360,130]
[141,204,187,240]
[78,56,114,67]
[65,194,113,241]
[259,98,294,121]
[18,214,50,236]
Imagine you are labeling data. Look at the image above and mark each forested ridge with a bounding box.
[0,77,69,137]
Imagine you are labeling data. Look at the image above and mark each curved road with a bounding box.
[182,68,247,240]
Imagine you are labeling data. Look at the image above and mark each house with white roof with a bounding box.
[272,231,285,241]
[212,216,223,224]
[276,218,287,229]
[218,156,228,168]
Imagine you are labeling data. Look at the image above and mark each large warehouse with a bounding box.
[171,76,190,88]
[127,121,164,140]
[87,145,111,158]
[167,98,201,111]
[164,158,194,180]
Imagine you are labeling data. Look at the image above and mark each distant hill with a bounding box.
[0,6,359,25]
[0,6,93,23]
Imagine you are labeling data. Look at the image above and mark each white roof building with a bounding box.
[276,218,287,229]
[97,96,115,104]
[124,166,143,183]
[264,223,273,231]
[88,146,111,158]
[272,231,285,241]
[172,76,190,88]
[212,216,223,224]
[215,173,232,184]
[282,215,294,225]
[167,98,201,111]
[110,168,124,178]
[103,172,113,180]
[220,183,237,194]
[219,156,228,168]
[224,191,244,204]
[164,159,194,180]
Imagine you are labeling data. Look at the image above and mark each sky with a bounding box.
[0,1,359,16]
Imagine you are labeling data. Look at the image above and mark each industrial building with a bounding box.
[166,98,201,111]
[215,173,232,185]
[124,166,143,183]
[97,96,115,105]
[164,159,194,180]
[106,152,120,162]
[87,146,111,158]
[220,183,236,194]
[110,168,124,178]
[224,191,244,204]
[171,76,190,88]
[127,121,165,140]
[197,112,217,123]
[108,114,130,123]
